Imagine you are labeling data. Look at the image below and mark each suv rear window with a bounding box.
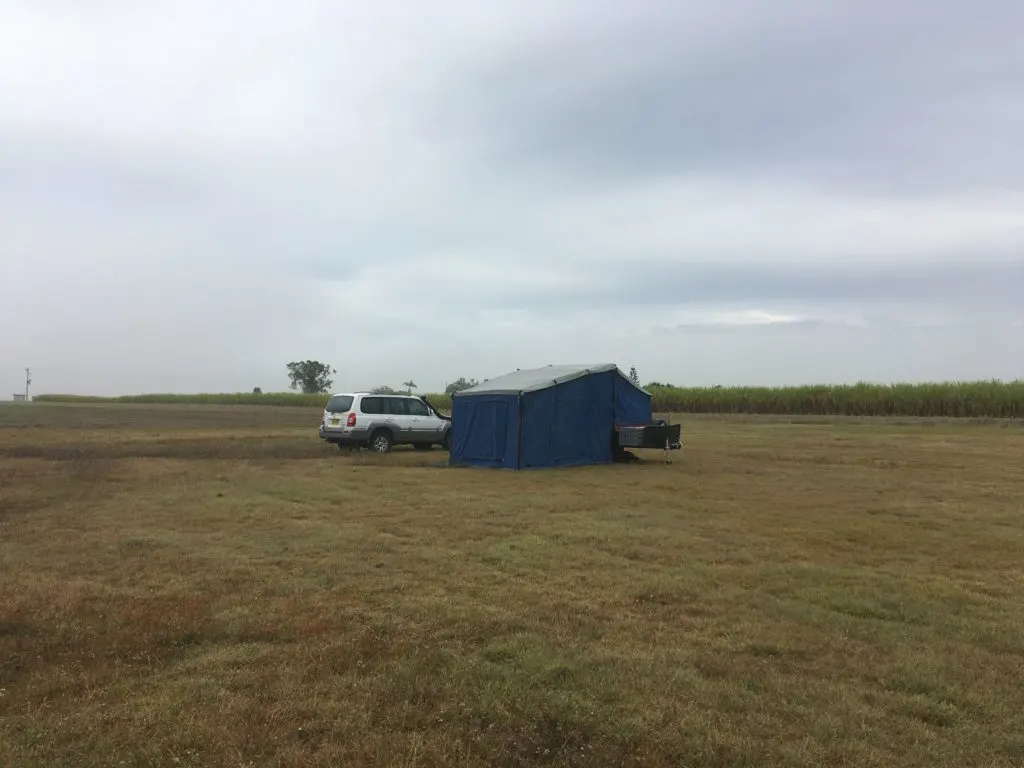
[325,395,354,413]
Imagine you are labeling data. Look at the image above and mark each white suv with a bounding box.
[318,392,452,453]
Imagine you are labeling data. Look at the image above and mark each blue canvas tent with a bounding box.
[449,364,652,469]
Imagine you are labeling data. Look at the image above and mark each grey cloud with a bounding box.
[667,317,838,334]
[343,252,1024,318]
[566,255,1024,311]
[2,1,1022,395]
[426,0,1024,195]
[0,132,212,212]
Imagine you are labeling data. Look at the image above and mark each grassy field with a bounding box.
[1,402,1023,767]
[35,378,1024,417]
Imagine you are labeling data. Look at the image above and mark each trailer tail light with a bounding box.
[346,412,357,427]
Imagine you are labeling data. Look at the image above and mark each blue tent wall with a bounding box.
[450,367,653,469]
[449,394,520,469]
[613,372,653,425]
[520,371,615,468]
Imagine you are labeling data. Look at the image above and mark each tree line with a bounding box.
[282,361,486,397]
[282,362,651,397]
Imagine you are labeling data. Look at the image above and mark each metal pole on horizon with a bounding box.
[25,368,31,402]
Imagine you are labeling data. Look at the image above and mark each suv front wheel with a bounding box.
[369,430,393,453]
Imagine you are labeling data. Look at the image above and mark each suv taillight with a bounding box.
[347,412,356,427]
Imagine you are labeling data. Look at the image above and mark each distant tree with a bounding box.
[629,366,640,385]
[252,386,263,394]
[286,360,336,394]
[445,376,479,395]
[402,380,417,394]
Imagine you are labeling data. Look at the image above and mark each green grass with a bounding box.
[1,403,1023,766]
[35,379,1024,417]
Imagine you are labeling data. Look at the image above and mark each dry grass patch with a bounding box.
[1,405,1023,766]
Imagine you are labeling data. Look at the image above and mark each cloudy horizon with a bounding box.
[2,1,1022,397]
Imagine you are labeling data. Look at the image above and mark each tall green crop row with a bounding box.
[33,391,456,410]
[33,380,1024,417]
[34,392,332,408]
[645,380,1024,418]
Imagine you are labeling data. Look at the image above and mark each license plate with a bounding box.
[330,418,340,426]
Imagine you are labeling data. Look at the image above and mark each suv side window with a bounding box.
[381,397,404,415]
[406,398,429,417]
[360,397,383,414]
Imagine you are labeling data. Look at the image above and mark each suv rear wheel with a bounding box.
[369,430,393,453]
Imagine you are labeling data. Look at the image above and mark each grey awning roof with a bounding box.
[455,364,650,396]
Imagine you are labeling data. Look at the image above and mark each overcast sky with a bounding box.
[1,0,1022,396]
